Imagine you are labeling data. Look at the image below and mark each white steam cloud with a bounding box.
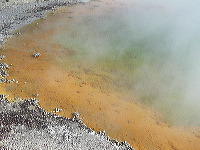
[54,0,200,126]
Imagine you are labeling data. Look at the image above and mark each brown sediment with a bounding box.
[1,0,200,150]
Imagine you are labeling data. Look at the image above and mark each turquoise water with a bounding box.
[53,3,200,126]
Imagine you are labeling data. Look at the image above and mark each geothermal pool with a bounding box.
[52,2,200,126]
[2,0,200,149]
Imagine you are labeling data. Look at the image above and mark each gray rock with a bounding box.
[33,52,41,57]
[0,55,6,60]
[0,96,134,150]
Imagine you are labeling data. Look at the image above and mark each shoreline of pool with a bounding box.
[0,0,85,47]
[0,0,135,149]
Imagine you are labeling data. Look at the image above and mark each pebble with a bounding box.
[33,52,41,58]
[33,93,39,97]
[55,108,62,113]
[0,55,6,60]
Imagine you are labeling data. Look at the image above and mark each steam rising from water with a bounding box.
[54,0,200,126]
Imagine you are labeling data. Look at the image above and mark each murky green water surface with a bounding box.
[52,5,200,126]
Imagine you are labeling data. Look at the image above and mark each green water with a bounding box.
[52,5,200,126]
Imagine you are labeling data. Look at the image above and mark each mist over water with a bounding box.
[53,0,200,126]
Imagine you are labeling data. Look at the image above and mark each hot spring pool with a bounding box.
[51,2,200,126]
